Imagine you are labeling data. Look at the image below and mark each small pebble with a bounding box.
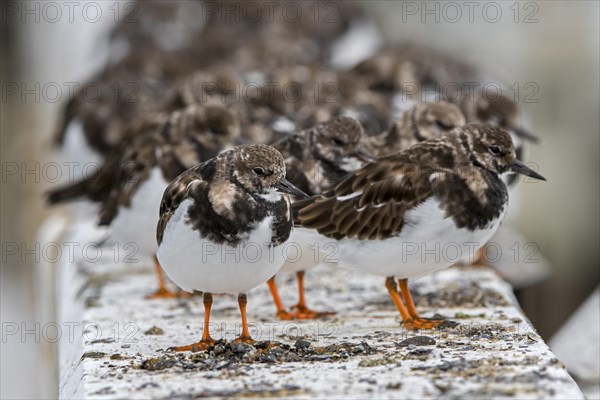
[233,343,252,354]
[294,339,311,350]
[144,326,164,335]
[398,336,436,347]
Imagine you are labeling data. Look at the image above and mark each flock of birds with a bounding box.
[48,1,545,350]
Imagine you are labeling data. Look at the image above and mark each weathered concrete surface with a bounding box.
[56,225,584,399]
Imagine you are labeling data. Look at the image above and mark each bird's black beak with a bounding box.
[275,178,309,198]
[513,126,540,143]
[511,159,546,181]
[355,148,375,162]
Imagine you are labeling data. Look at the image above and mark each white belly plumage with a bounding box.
[278,227,329,274]
[157,199,287,294]
[331,197,506,279]
[108,167,168,258]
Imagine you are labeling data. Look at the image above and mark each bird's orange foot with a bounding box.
[233,335,256,345]
[276,310,295,320]
[290,304,336,320]
[145,288,179,300]
[167,338,216,352]
[403,317,448,330]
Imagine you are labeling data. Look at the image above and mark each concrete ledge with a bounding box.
[56,223,583,399]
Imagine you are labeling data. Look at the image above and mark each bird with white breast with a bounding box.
[293,123,546,329]
[156,144,308,350]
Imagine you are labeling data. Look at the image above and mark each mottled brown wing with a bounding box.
[98,134,159,225]
[293,153,436,240]
[156,165,208,245]
[46,143,126,206]
[49,110,163,210]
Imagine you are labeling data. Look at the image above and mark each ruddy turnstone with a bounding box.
[352,46,540,276]
[239,63,347,144]
[162,66,288,146]
[462,93,536,264]
[365,101,466,157]
[54,15,211,166]
[54,73,166,164]
[267,116,372,319]
[162,67,243,113]
[352,44,538,143]
[48,104,240,298]
[352,43,479,96]
[461,92,538,144]
[321,71,391,137]
[156,144,308,350]
[357,45,540,267]
[292,123,545,329]
[272,116,372,195]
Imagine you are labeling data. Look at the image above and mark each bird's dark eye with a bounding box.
[489,146,502,156]
[331,138,345,146]
[434,120,453,130]
[253,167,266,175]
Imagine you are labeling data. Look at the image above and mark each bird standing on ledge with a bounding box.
[293,123,545,329]
[156,144,308,350]
[268,116,372,320]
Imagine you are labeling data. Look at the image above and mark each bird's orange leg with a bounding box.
[234,293,256,344]
[290,271,335,319]
[145,256,179,299]
[385,276,413,324]
[398,279,445,329]
[169,292,216,352]
[267,277,293,320]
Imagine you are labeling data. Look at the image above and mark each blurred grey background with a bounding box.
[1,1,598,398]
